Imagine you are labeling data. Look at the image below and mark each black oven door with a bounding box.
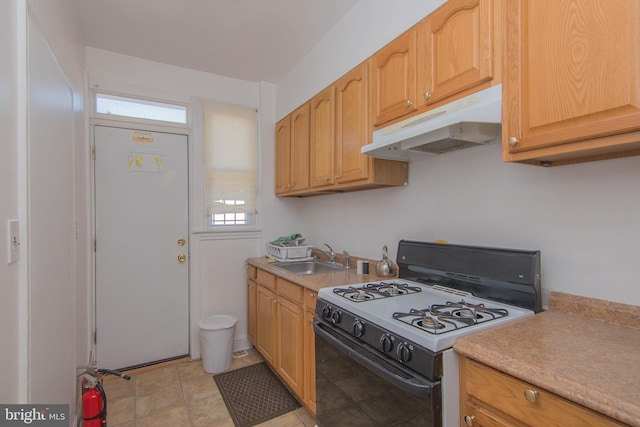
[314,318,442,427]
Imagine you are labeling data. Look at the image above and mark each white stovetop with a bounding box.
[318,279,534,352]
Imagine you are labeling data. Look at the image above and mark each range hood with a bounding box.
[362,84,502,162]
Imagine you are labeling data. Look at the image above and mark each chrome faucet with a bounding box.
[322,243,336,263]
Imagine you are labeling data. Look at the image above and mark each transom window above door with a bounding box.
[94,93,188,125]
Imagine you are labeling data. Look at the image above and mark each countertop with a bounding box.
[246,256,396,293]
[453,291,640,426]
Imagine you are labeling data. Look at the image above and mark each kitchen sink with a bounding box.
[273,260,344,275]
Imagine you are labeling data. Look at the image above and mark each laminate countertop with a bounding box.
[246,255,396,294]
[453,291,640,426]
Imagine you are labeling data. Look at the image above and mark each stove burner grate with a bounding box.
[393,300,510,334]
[332,281,421,302]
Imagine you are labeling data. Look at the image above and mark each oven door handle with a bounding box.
[313,319,440,399]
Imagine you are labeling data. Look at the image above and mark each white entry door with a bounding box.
[94,125,189,370]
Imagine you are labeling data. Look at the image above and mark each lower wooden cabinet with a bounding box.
[459,355,626,427]
[246,279,256,344]
[248,266,317,416]
[255,283,276,366]
[275,278,304,397]
[302,290,318,415]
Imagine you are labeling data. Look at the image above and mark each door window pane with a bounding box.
[96,93,187,124]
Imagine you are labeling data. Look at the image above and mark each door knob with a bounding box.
[177,254,186,263]
[177,238,186,246]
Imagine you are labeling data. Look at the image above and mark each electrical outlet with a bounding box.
[7,220,19,264]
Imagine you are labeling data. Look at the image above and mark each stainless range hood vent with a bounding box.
[362,84,502,162]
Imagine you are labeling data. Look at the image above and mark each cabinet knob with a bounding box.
[309,292,316,298]
[508,137,519,147]
[405,99,413,108]
[464,415,475,426]
[423,92,432,101]
[524,388,539,403]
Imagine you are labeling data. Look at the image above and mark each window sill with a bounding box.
[191,229,261,240]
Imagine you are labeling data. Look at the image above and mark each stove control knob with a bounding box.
[330,310,342,324]
[397,342,412,363]
[321,305,332,320]
[352,320,365,337]
[380,334,394,353]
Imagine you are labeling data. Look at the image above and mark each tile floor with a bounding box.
[103,348,316,427]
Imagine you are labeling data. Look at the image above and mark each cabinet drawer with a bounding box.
[257,269,276,290]
[465,359,625,427]
[246,265,257,279]
[304,289,318,312]
[277,278,302,303]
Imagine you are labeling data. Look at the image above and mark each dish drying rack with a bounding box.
[265,243,313,262]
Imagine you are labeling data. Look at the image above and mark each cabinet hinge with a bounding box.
[93,330,97,344]
[92,145,96,159]
[93,238,97,252]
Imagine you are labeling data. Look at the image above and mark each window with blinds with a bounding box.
[203,101,258,228]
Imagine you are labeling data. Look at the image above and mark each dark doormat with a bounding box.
[213,362,301,427]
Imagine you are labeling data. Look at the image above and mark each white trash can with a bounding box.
[198,314,238,374]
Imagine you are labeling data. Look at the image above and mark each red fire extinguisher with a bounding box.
[82,375,106,427]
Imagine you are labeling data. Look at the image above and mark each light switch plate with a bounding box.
[7,220,19,264]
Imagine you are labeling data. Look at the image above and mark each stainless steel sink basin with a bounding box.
[273,260,344,275]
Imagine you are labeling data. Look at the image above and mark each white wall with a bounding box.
[1,0,87,410]
[85,49,307,355]
[28,0,87,411]
[274,0,640,307]
[0,0,22,403]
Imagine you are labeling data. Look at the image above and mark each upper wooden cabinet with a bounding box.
[503,0,640,166]
[275,103,310,195]
[276,61,408,197]
[335,62,370,184]
[310,86,336,188]
[416,0,497,107]
[274,117,291,195]
[371,29,418,126]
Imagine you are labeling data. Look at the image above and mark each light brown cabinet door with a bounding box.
[303,309,316,415]
[417,0,495,106]
[255,285,276,366]
[504,0,640,161]
[461,356,627,427]
[336,61,370,184]
[247,279,256,344]
[276,295,304,397]
[290,103,310,192]
[310,86,335,188]
[372,29,417,126]
[275,117,291,195]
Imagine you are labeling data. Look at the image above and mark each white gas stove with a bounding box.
[314,240,541,427]
[318,279,534,353]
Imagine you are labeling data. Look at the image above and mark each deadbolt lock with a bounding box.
[177,254,186,263]
[177,238,186,246]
